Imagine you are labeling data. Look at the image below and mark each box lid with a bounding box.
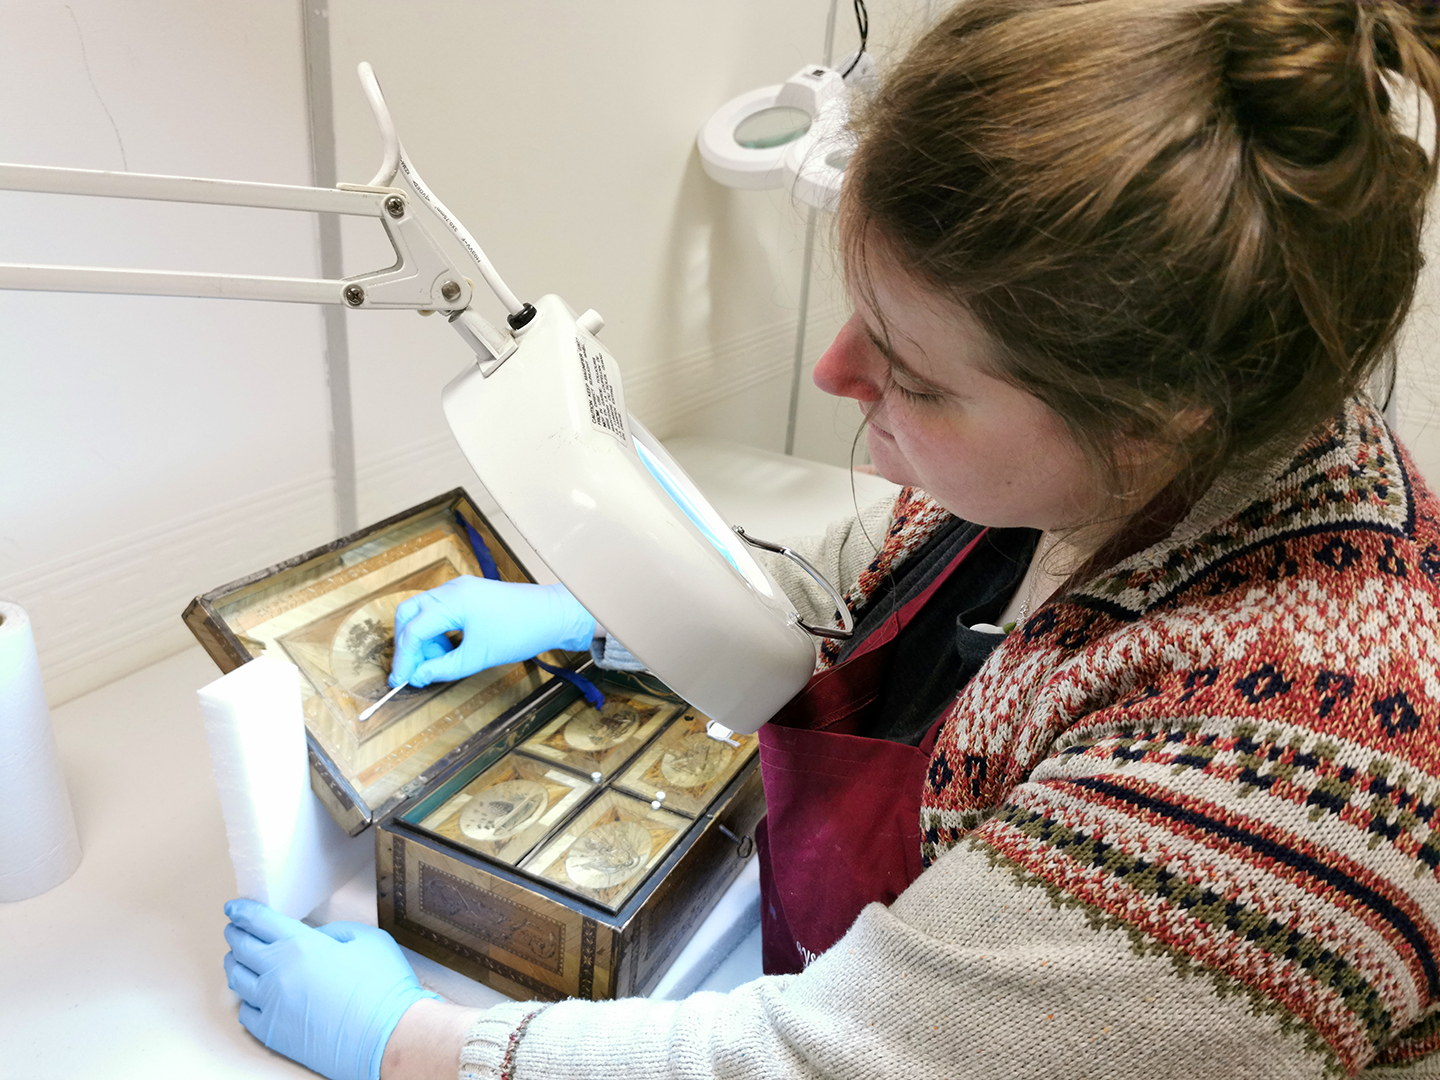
[184,489,582,835]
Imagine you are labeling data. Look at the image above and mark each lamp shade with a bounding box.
[442,295,822,734]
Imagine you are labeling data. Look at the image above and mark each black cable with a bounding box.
[841,0,869,78]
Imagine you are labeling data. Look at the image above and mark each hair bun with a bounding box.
[1227,2,1364,166]
[1225,0,1439,207]
[1398,0,1440,55]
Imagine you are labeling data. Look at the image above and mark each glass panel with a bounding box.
[519,790,691,912]
[409,751,594,866]
[396,669,748,913]
[733,105,811,150]
[613,709,757,818]
[517,685,680,781]
[208,497,574,817]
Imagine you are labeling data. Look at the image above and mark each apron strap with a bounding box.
[846,526,989,661]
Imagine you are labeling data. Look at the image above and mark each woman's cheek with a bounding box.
[886,405,941,453]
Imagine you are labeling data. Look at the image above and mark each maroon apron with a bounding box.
[755,529,988,974]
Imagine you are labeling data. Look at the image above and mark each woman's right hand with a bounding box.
[389,577,595,688]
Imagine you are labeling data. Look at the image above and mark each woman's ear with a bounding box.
[1109,404,1216,508]
[1172,404,1215,437]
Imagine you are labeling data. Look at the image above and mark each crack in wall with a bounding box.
[64,5,128,170]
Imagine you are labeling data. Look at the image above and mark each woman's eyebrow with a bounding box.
[865,326,947,391]
[862,324,896,360]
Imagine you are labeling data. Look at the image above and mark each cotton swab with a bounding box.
[358,681,409,722]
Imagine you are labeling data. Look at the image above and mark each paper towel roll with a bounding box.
[198,656,371,920]
[0,600,82,902]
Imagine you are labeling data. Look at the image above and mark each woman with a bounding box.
[222,1,1440,1077]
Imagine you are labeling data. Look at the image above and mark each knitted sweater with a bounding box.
[459,398,1440,1079]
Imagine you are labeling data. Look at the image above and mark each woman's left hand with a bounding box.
[222,898,439,1080]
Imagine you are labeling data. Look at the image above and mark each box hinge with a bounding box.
[396,775,430,802]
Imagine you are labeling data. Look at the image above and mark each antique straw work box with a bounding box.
[184,490,763,1001]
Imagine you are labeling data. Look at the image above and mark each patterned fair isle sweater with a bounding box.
[459,398,1440,1079]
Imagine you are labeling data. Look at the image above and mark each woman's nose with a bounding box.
[813,315,883,403]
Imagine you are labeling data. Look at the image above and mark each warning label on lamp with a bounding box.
[576,335,627,443]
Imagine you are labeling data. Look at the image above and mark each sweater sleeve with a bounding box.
[912,598,1440,1077]
[455,815,1328,1080]
[745,493,896,628]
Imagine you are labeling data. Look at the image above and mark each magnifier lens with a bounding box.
[824,148,852,171]
[632,439,778,595]
[733,106,812,150]
[635,442,742,571]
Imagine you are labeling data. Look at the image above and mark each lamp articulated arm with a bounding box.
[0,62,525,368]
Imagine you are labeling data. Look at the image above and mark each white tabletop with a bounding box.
[663,437,898,543]
[0,646,760,1078]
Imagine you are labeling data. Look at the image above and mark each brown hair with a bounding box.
[844,0,1440,523]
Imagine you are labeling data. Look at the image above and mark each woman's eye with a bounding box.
[894,382,942,404]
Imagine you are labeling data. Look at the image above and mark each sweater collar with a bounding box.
[1070,397,1414,619]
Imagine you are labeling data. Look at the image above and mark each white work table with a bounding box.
[0,646,762,1078]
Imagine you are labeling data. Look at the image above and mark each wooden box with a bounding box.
[378,669,764,1001]
[184,489,763,1001]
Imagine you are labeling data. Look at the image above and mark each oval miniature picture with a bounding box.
[563,702,641,751]
[565,820,652,888]
[459,779,550,841]
[660,733,733,789]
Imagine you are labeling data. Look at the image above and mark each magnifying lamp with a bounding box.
[0,63,852,736]
[697,64,855,212]
[699,65,852,208]
[445,299,854,736]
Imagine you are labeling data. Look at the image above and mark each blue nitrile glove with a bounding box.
[389,576,596,689]
[223,899,439,1080]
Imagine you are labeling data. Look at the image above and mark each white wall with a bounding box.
[1396,218,1440,488]
[0,0,924,705]
[325,0,830,527]
[0,2,333,703]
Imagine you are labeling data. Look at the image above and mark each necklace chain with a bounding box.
[1014,532,1054,630]
[1016,582,1036,629]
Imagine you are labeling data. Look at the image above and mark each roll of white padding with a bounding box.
[0,600,82,902]
[198,656,371,920]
